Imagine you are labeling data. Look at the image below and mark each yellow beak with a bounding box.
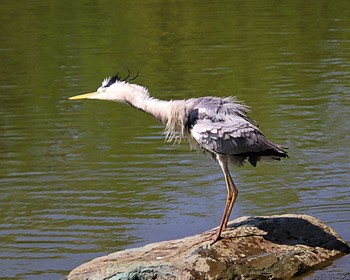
[68,92,98,100]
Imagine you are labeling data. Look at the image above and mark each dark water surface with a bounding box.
[1,1,349,279]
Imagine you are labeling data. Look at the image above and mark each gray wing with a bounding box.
[190,117,270,155]
[186,97,287,166]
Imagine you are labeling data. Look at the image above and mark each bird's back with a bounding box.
[184,97,288,167]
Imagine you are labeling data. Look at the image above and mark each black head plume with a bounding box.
[102,68,139,88]
[121,68,139,82]
[128,70,139,82]
[104,74,120,87]
[122,68,131,81]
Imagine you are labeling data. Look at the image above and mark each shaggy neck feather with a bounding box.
[122,85,186,142]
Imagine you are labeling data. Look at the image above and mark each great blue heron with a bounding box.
[69,73,288,242]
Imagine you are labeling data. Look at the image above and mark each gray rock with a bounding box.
[67,214,349,280]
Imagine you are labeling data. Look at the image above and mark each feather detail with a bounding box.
[164,101,186,144]
[102,75,121,88]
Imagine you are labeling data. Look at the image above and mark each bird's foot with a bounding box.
[202,230,223,245]
[211,233,222,245]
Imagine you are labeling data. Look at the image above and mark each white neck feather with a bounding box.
[122,85,186,143]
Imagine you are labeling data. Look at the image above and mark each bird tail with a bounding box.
[248,143,288,167]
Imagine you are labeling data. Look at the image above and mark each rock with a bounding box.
[66,214,350,280]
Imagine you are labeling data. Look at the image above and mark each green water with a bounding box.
[1,1,349,279]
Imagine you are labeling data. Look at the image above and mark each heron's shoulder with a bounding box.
[186,96,249,114]
[188,96,230,108]
[185,96,252,125]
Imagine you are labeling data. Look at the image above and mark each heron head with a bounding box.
[69,71,142,102]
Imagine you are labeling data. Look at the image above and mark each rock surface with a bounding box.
[67,214,349,280]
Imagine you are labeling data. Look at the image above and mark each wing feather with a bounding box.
[186,97,288,165]
[191,118,266,155]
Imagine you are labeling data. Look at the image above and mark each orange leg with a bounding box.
[212,156,239,243]
[223,172,238,230]
[213,173,233,242]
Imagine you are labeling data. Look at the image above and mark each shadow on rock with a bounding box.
[234,216,350,253]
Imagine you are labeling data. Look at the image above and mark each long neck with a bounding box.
[122,84,186,142]
[134,96,174,125]
[122,85,174,125]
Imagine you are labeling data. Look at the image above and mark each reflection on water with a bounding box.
[1,1,350,279]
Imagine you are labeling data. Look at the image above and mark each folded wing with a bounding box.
[187,97,288,166]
